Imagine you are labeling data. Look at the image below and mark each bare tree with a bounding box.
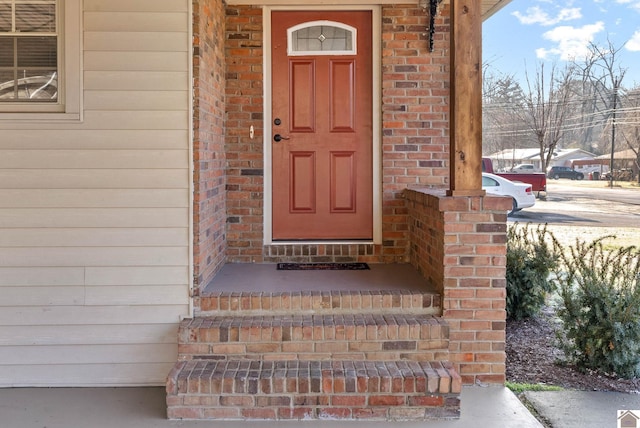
[482,70,528,161]
[574,38,627,185]
[518,62,575,171]
[561,68,607,154]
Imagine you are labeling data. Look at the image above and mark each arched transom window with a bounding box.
[287,20,356,56]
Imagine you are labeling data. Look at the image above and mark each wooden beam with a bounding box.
[448,0,485,196]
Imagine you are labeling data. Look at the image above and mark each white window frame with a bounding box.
[0,0,81,121]
[287,20,357,56]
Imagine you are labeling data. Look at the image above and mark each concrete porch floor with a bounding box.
[203,263,432,293]
[0,386,543,427]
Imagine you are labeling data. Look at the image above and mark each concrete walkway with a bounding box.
[525,390,640,428]
[0,386,543,428]
[6,385,640,427]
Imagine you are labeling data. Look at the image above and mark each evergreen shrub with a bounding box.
[554,239,640,378]
[506,223,558,320]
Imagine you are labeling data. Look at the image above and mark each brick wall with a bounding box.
[225,5,265,263]
[381,4,450,261]
[222,4,451,263]
[404,189,511,384]
[193,0,227,292]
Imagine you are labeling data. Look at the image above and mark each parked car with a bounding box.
[604,168,636,182]
[482,157,547,198]
[510,163,536,173]
[547,166,584,180]
[482,173,536,216]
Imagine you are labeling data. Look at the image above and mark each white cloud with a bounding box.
[512,7,549,25]
[615,0,640,12]
[536,21,606,61]
[627,30,640,51]
[556,8,584,22]
[513,6,582,26]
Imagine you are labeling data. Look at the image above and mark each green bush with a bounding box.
[553,239,640,378]
[506,223,559,320]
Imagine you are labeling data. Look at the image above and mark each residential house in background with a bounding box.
[598,149,639,179]
[487,147,597,172]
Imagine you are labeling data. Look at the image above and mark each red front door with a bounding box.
[271,11,373,240]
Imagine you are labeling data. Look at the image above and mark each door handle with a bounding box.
[273,134,290,142]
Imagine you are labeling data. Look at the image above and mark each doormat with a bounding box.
[277,262,370,271]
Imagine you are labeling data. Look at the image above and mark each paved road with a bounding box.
[546,180,640,205]
[510,180,640,228]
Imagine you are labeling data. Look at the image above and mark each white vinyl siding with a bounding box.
[0,0,191,386]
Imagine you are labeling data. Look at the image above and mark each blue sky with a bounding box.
[483,0,640,88]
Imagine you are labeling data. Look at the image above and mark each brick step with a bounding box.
[196,289,441,316]
[166,359,461,421]
[178,314,450,362]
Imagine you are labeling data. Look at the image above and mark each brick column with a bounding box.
[404,189,510,384]
[193,0,228,292]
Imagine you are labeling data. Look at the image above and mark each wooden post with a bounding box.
[447,0,485,196]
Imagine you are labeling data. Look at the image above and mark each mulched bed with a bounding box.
[506,306,640,393]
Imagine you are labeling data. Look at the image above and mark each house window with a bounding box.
[0,0,80,119]
[0,0,59,102]
[288,21,356,56]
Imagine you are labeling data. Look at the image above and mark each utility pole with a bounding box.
[609,77,619,189]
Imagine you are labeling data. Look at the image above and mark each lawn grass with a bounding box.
[505,381,563,394]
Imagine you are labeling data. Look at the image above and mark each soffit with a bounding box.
[481,0,512,20]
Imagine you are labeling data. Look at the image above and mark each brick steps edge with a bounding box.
[166,359,461,421]
[177,314,450,361]
[179,313,449,345]
[195,289,441,316]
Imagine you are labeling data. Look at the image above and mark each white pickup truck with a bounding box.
[510,164,537,173]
